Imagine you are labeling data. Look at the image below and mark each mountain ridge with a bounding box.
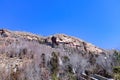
[1,29,104,54]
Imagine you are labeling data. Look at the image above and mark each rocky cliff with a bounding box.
[0,29,115,80]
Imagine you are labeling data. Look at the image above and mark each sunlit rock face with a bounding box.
[0,29,114,80]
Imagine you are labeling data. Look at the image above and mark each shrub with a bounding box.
[113,50,120,66]
[50,52,59,74]
[51,73,59,80]
[113,66,120,80]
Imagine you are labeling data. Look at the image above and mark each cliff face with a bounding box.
[0,29,114,80]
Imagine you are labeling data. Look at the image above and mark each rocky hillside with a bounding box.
[0,29,115,80]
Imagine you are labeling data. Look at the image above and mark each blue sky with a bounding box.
[0,0,120,49]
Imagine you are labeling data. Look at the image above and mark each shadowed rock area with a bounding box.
[0,29,117,80]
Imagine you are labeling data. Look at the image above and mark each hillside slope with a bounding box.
[0,29,114,80]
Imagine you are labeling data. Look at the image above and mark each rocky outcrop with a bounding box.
[46,34,103,54]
